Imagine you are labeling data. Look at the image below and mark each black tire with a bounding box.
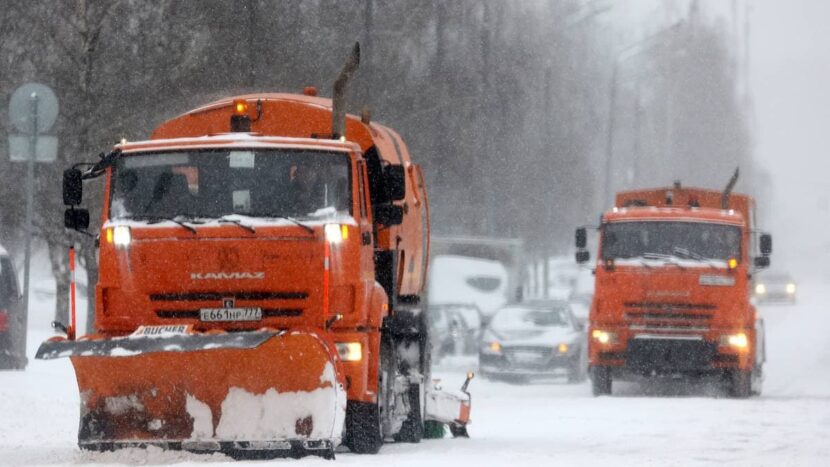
[344,339,391,454]
[394,383,423,443]
[591,366,612,396]
[729,370,752,398]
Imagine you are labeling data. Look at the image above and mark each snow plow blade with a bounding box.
[37,330,346,459]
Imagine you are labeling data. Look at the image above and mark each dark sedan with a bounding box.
[479,301,587,383]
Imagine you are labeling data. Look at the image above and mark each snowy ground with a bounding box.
[2,281,829,466]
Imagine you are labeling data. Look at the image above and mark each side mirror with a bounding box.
[383,165,406,202]
[576,250,590,264]
[575,227,587,249]
[64,208,90,231]
[759,233,772,255]
[754,256,770,269]
[374,204,403,226]
[63,168,84,206]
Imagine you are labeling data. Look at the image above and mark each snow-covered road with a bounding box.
[2,283,829,466]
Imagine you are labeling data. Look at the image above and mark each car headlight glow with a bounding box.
[488,341,502,353]
[755,283,766,295]
[591,329,617,345]
[107,226,132,249]
[325,224,348,244]
[558,343,569,354]
[786,283,796,294]
[335,342,362,362]
[720,332,749,350]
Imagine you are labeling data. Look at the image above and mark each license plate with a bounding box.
[200,308,262,322]
[511,351,543,364]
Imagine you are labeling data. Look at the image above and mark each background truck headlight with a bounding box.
[755,283,766,294]
[720,332,749,350]
[591,329,617,345]
[335,342,362,361]
[786,283,796,294]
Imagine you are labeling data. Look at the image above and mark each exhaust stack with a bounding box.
[721,167,740,209]
[331,42,361,139]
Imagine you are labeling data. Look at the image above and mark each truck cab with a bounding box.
[576,182,772,397]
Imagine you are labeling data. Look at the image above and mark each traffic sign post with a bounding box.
[8,83,59,370]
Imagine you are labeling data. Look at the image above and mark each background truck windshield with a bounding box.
[110,149,351,220]
[601,221,741,261]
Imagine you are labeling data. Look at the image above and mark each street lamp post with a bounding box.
[603,21,684,209]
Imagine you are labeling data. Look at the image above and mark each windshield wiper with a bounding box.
[218,216,256,233]
[673,247,724,268]
[248,212,315,234]
[642,252,687,271]
[141,216,198,234]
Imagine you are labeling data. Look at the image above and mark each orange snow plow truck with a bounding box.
[36,44,472,460]
[575,170,772,398]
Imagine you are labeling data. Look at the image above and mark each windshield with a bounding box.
[601,221,741,261]
[110,149,351,221]
[490,306,569,331]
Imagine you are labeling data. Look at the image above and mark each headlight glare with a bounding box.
[720,332,749,350]
[786,283,796,294]
[755,283,766,295]
[591,329,617,345]
[324,224,343,244]
[110,226,132,249]
[335,342,362,361]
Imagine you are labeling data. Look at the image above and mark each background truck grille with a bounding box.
[624,302,714,332]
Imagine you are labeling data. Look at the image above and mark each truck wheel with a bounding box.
[394,383,423,443]
[344,339,391,454]
[750,366,764,396]
[729,370,752,398]
[591,366,612,396]
[343,401,383,454]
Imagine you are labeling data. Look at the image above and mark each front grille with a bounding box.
[624,302,714,333]
[150,291,308,301]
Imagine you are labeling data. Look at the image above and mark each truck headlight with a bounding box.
[591,329,617,345]
[558,343,569,354]
[325,224,349,244]
[755,283,766,295]
[720,332,749,350]
[335,342,362,361]
[786,283,796,294]
[107,226,132,249]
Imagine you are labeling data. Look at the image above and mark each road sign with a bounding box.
[9,83,59,134]
[8,135,58,162]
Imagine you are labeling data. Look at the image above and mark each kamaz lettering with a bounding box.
[190,272,265,280]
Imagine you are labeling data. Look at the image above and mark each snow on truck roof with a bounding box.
[116,134,361,155]
[604,206,746,226]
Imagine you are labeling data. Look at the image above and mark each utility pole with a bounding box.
[363,0,373,108]
[603,21,684,209]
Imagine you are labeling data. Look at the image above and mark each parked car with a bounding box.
[754,272,797,304]
[430,303,483,362]
[479,300,587,383]
[0,246,24,369]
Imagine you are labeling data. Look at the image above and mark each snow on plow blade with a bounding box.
[37,330,346,459]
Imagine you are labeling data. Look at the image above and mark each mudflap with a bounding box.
[37,330,346,459]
